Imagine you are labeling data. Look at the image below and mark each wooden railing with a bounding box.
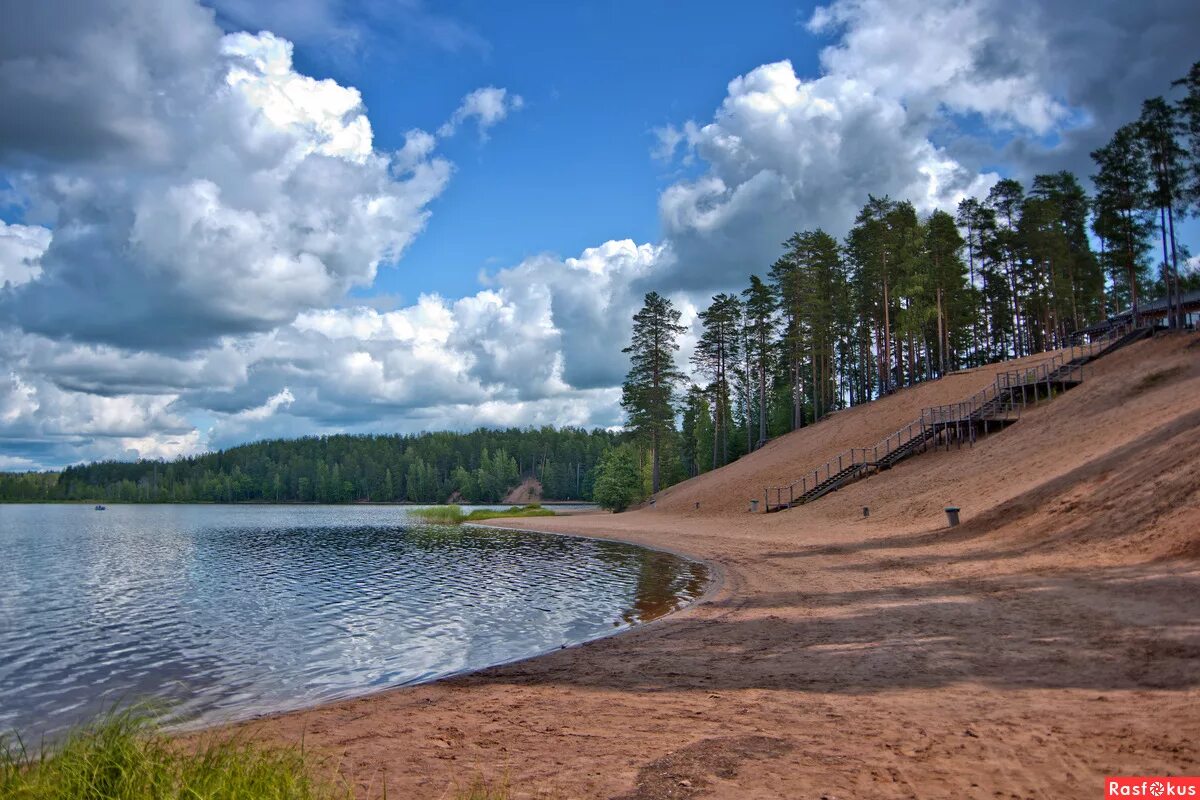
[762,321,1144,512]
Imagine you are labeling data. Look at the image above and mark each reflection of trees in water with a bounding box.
[620,551,708,626]
[202,525,706,627]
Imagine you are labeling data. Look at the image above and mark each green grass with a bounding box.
[411,504,555,525]
[0,710,349,800]
[410,504,469,524]
[0,711,513,800]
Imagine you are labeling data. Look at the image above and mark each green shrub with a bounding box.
[591,446,644,512]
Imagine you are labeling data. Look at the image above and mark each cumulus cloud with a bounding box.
[0,364,202,465]
[806,0,1200,178]
[653,59,997,291]
[807,0,1069,133]
[0,15,453,351]
[438,87,524,140]
[0,220,50,287]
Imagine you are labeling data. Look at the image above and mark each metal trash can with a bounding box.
[944,506,960,527]
[749,499,759,513]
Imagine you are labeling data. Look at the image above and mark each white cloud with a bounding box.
[654,59,998,290]
[1,5,453,351]
[221,32,374,162]
[438,87,524,140]
[807,0,1068,134]
[235,387,296,421]
[0,364,202,464]
[0,221,51,287]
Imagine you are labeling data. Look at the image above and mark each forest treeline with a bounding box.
[2,62,1198,509]
[0,428,617,504]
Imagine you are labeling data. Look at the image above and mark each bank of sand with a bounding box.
[239,333,1200,799]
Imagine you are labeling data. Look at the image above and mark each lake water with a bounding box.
[0,504,706,738]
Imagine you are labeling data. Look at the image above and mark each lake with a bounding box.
[0,504,706,738]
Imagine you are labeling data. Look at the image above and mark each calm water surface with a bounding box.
[0,504,706,738]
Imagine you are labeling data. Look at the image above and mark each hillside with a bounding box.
[655,333,1200,562]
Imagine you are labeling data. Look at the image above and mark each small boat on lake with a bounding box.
[94,504,106,511]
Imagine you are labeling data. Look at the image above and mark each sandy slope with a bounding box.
[237,333,1200,799]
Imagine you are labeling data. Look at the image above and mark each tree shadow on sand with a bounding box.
[463,563,1200,695]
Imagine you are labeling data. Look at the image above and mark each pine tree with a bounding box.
[692,293,742,469]
[1173,61,1200,208]
[986,179,1028,356]
[1092,124,1155,322]
[741,275,775,449]
[924,210,969,375]
[1139,97,1187,327]
[621,292,687,494]
[679,384,713,477]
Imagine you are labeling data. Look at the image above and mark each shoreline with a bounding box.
[185,517,721,736]
[225,501,1199,799]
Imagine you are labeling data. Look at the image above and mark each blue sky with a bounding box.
[0,0,1196,469]
[308,2,825,300]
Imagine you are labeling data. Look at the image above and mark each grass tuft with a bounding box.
[464,505,555,523]
[411,504,555,525]
[410,504,468,524]
[0,709,349,800]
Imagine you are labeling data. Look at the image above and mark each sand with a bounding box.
[236,333,1200,799]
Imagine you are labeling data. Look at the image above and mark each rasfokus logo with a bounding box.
[1106,777,1200,797]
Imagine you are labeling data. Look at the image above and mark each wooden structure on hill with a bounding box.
[763,324,1153,511]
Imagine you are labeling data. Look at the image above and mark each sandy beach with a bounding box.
[235,334,1200,799]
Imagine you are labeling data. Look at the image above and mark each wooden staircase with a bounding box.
[763,324,1151,512]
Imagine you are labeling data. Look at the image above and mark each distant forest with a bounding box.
[0,428,617,504]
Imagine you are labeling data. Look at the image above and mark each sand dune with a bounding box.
[239,332,1200,799]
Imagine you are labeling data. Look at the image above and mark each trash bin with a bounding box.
[944,506,960,527]
[749,499,759,513]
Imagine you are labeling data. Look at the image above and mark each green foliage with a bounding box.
[591,446,644,513]
[0,709,348,800]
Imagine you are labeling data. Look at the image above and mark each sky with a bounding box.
[0,0,1197,470]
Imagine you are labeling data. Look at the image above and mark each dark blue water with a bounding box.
[0,504,706,738]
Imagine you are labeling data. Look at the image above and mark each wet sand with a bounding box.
[236,334,1200,798]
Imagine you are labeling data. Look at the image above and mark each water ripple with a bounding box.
[0,504,705,739]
